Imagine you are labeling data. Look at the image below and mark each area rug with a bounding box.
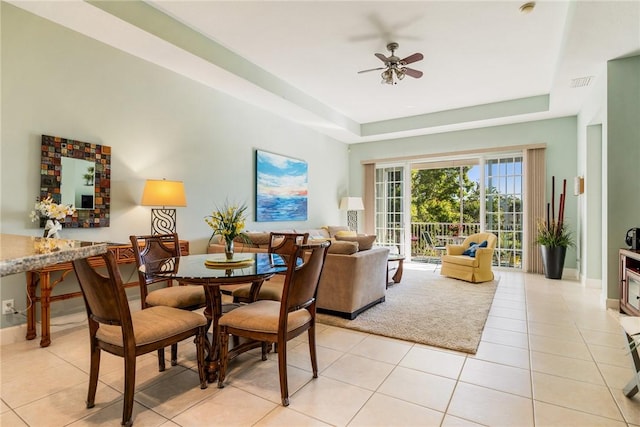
[317,266,498,354]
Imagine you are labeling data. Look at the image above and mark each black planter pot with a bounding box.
[540,245,567,279]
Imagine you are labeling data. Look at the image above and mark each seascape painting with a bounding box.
[255,150,308,221]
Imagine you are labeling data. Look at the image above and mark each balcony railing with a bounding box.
[410,222,479,262]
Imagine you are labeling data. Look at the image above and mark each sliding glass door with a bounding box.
[374,152,524,268]
[374,165,406,254]
[485,155,523,268]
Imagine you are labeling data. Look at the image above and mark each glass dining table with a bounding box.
[140,252,291,382]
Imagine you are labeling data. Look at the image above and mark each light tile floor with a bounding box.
[2,264,640,426]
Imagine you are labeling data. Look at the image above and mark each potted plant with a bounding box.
[536,177,575,279]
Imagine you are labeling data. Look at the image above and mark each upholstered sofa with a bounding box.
[440,232,497,283]
[208,227,390,319]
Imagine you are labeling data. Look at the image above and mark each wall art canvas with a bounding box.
[255,150,308,222]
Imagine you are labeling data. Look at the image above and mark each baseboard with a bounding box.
[564,268,579,280]
[606,298,620,311]
[0,323,29,346]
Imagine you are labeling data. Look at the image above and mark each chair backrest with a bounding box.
[422,231,437,248]
[130,234,181,306]
[72,251,134,338]
[461,232,498,249]
[268,232,309,253]
[271,237,330,321]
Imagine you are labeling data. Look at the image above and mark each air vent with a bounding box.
[570,76,594,88]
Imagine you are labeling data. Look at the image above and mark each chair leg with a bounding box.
[171,343,178,366]
[217,329,229,388]
[122,352,136,427]
[308,326,318,378]
[157,347,166,372]
[261,342,269,361]
[86,343,101,408]
[277,338,289,406]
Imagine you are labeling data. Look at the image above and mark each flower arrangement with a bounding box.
[205,202,249,258]
[536,177,575,248]
[30,196,76,222]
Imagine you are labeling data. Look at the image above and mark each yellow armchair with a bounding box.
[440,232,497,283]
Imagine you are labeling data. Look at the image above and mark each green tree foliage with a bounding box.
[411,167,480,224]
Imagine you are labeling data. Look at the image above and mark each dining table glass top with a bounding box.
[140,253,291,282]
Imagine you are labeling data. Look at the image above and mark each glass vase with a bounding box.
[43,219,61,239]
[224,239,234,260]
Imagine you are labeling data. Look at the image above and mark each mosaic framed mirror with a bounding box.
[40,135,111,228]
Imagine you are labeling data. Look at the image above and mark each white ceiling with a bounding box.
[9,1,640,143]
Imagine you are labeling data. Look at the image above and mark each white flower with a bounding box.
[31,197,76,222]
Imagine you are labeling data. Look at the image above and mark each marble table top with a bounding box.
[0,234,108,277]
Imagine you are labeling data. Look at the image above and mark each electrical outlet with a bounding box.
[2,299,15,315]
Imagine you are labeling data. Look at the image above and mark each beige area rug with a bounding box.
[317,265,498,354]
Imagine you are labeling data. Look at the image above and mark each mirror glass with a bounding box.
[40,135,111,228]
[61,157,95,209]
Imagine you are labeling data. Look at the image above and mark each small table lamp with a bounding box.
[340,197,364,232]
[141,179,187,235]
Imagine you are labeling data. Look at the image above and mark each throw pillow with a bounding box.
[327,240,359,254]
[462,240,488,257]
[326,225,351,237]
[335,234,376,251]
[335,230,357,238]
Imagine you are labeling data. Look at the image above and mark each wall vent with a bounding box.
[570,76,593,88]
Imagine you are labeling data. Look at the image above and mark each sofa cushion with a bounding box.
[327,240,359,254]
[462,240,488,257]
[325,225,351,237]
[442,254,480,267]
[237,232,271,247]
[336,234,376,251]
[296,228,331,239]
[335,230,357,238]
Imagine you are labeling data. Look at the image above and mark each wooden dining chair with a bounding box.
[72,251,208,427]
[230,232,309,304]
[130,234,206,371]
[217,237,330,406]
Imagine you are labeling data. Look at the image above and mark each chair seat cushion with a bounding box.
[232,277,284,301]
[146,285,205,308]
[219,300,311,334]
[96,306,207,347]
[441,254,480,267]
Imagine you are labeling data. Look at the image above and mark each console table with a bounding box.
[26,240,189,347]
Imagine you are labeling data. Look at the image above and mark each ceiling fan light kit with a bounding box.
[358,42,424,85]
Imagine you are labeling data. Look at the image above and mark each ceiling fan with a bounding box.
[358,42,424,85]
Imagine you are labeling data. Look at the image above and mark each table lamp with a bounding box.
[141,179,187,235]
[340,197,364,232]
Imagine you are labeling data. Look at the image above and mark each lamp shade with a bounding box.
[340,197,364,211]
[141,179,187,207]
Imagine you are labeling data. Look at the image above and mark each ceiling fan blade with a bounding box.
[375,53,389,63]
[401,52,424,65]
[358,67,386,74]
[404,67,423,78]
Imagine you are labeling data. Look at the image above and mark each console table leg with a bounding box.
[39,274,52,347]
[25,272,37,341]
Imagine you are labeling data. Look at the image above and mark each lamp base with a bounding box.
[150,208,177,235]
[347,210,358,232]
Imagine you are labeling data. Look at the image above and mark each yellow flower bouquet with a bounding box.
[205,202,248,259]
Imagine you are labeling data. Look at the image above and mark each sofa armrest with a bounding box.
[475,247,494,265]
[446,244,465,255]
[316,247,389,316]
